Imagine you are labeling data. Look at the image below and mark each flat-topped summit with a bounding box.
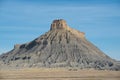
[50,19,69,30]
[50,19,84,37]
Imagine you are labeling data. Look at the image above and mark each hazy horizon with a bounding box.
[0,0,120,60]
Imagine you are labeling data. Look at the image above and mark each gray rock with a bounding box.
[0,19,120,70]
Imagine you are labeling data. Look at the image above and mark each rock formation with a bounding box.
[50,19,68,30]
[0,19,120,70]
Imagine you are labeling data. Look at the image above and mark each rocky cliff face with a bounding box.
[0,19,120,70]
[50,19,68,30]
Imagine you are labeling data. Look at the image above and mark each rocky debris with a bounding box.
[0,19,120,70]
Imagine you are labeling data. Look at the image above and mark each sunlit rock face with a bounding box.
[50,19,69,30]
[50,19,85,38]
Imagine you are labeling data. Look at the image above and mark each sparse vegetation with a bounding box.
[0,68,120,80]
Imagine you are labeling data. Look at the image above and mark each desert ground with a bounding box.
[0,68,120,80]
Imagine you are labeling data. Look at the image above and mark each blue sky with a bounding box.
[0,0,120,60]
